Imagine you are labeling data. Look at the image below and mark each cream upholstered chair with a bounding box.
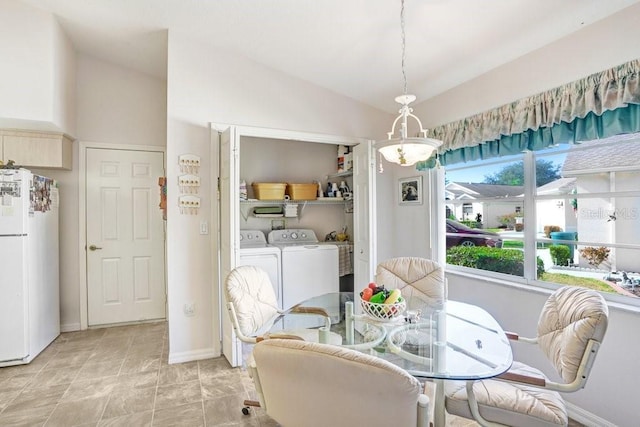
[250,338,432,427]
[445,286,609,427]
[224,265,341,414]
[224,265,338,345]
[375,257,446,307]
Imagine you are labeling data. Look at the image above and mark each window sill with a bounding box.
[445,265,640,315]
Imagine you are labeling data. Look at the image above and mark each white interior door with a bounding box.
[353,141,376,288]
[218,126,241,366]
[86,148,166,326]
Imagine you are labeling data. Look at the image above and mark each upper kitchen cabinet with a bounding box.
[1,129,74,170]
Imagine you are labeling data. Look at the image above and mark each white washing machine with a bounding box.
[223,230,282,367]
[268,229,339,325]
[238,230,282,307]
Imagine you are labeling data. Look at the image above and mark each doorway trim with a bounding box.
[78,141,167,330]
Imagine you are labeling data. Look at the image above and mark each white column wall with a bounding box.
[76,55,167,147]
[0,0,76,133]
[52,18,77,135]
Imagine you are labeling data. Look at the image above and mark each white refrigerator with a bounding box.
[0,168,60,366]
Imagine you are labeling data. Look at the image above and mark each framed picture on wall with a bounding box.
[399,176,422,205]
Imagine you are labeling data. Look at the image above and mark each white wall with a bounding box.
[400,6,640,426]
[53,54,167,331]
[166,33,392,362]
[0,0,75,133]
[51,15,76,135]
[379,166,432,261]
[76,55,167,147]
[414,3,640,129]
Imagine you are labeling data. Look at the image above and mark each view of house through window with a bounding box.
[443,133,640,303]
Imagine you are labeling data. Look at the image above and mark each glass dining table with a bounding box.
[265,292,514,427]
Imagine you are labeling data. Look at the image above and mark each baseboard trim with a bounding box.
[168,348,218,364]
[60,323,81,332]
[567,402,616,427]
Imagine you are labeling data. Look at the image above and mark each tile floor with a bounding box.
[0,322,583,427]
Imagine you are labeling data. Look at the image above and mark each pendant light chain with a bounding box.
[376,0,443,170]
[400,0,407,96]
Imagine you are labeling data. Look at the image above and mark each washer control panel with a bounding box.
[268,229,318,244]
[239,230,268,247]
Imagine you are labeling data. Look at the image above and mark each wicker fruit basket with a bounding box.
[360,298,406,321]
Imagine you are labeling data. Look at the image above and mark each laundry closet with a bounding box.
[240,136,353,238]
[215,124,374,367]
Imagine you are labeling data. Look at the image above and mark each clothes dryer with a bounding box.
[268,229,339,325]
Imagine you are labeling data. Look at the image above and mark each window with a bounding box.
[441,134,640,304]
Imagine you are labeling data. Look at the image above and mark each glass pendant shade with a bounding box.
[377,137,440,166]
[376,94,442,167]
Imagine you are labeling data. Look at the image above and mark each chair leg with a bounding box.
[242,399,261,415]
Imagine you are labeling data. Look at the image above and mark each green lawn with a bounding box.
[539,272,617,294]
[502,240,523,249]
[501,240,547,249]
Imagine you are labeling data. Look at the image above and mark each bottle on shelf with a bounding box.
[239,179,248,201]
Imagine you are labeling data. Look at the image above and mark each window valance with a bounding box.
[423,58,640,167]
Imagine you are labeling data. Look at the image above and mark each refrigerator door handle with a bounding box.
[88,245,103,251]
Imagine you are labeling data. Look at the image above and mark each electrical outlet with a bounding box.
[184,303,195,317]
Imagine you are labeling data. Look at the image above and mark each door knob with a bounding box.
[89,245,103,251]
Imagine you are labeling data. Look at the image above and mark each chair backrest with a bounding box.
[252,339,427,427]
[375,257,446,305]
[224,265,280,339]
[536,286,609,387]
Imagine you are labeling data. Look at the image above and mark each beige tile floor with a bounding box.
[0,322,582,427]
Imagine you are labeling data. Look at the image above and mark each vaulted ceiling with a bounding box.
[22,0,640,113]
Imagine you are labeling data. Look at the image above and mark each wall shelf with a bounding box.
[326,170,353,180]
[240,198,352,220]
[240,199,349,205]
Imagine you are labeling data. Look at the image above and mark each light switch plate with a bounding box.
[200,221,208,235]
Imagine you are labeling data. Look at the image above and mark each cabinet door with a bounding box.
[3,134,72,169]
[353,141,376,285]
[218,126,241,366]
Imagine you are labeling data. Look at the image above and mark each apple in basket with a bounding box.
[360,284,404,317]
[361,283,388,303]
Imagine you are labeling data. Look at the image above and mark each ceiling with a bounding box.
[22,0,640,113]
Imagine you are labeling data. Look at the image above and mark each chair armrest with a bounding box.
[505,331,519,340]
[290,305,331,318]
[497,371,546,387]
[260,333,304,342]
[289,305,332,329]
[504,331,538,344]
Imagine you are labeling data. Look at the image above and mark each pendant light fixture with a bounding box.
[376,0,442,171]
